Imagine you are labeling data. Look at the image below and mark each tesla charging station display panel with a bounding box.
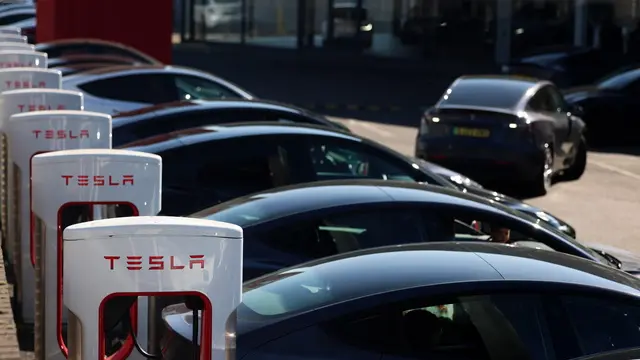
[0,34,28,43]
[0,70,63,267]
[32,149,162,360]
[0,89,83,322]
[63,216,243,360]
[0,42,35,51]
[7,111,111,327]
[0,50,48,68]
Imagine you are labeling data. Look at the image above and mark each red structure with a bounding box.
[35,0,173,63]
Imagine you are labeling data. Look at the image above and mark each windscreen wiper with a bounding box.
[591,248,623,269]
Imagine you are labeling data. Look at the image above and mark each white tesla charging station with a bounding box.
[0,28,20,35]
[0,50,48,68]
[0,70,63,266]
[7,111,111,327]
[0,89,82,293]
[0,34,28,43]
[32,149,162,360]
[0,42,35,51]
[63,216,243,360]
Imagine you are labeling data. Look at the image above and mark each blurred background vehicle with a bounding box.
[321,2,373,49]
[564,64,640,145]
[111,99,350,145]
[0,5,33,26]
[193,180,610,280]
[122,122,576,236]
[34,38,162,64]
[416,75,587,195]
[194,0,242,31]
[47,54,143,68]
[62,65,253,113]
[162,242,640,360]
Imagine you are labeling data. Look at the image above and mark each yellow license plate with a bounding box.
[452,127,490,138]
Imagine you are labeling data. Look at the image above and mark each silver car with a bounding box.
[62,64,254,114]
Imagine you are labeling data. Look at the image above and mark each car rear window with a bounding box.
[439,79,530,109]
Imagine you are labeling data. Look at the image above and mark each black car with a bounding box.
[503,47,633,88]
[111,99,350,146]
[415,75,587,195]
[47,54,141,69]
[34,38,162,64]
[191,179,629,280]
[122,122,576,236]
[564,65,640,145]
[161,242,640,360]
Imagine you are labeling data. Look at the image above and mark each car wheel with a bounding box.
[530,144,553,196]
[562,136,587,181]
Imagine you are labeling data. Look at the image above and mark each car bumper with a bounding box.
[415,136,542,183]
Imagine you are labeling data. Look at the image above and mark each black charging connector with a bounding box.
[185,296,204,360]
[122,311,163,359]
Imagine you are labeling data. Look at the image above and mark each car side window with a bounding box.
[551,294,640,359]
[173,75,239,100]
[191,137,294,204]
[304,136,417,182]
[78,74,178,104]
[326,293,549,360]
[527,87,556,113]
[547,86,568,112]
[256,209,428,264]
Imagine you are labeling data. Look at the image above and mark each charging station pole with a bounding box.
[0,28,21,35]
[7,110,111,331]
[0,34,28,43]
[32,149,162,360]
[0,42,35,51]
[63,216,243,360]
[0,69,61,270]
[0,88,83,324]
[0,50,48,68]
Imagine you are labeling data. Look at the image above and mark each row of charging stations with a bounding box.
[0,28,243,360]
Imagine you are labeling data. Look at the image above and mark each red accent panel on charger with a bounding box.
[36,0,172,63]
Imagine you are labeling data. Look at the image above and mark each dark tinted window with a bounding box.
[331,294,547,360]
[304,136,417,182]
[173,74,240,100]
[558,295,640,357]
[252,208,427,266]
[113,117,178,146]
[79,74,178,104]
[527,87,556,112]
[439,79,530,109]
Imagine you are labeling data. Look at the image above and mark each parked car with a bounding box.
[192,180,623,280]
[122,122,576,237]
[111,99,350,146]
[34,38,162,64]
[321,3,373,49]
[161,242,640,360]
[47,54,142,68]
[415,75,587,195]
[564,64,640,145]
[55,63,130,77]
[62,65,254,114]
[503,46,633,88]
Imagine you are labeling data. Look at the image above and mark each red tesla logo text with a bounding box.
[17,104,66,112]
[32,129,89,139]
[103,255,206,271]
[5,80,46,89]
[61,175,134,186]
[0,62,34,68]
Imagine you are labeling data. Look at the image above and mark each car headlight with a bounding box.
[360,23,373,32]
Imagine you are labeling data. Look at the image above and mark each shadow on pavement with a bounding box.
[589,145,640,156]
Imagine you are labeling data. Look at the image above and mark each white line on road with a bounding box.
[347,120,393,138]
[589,159,640,181]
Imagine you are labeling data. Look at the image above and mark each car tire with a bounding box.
[562,136,587,181]
[530,144,554,196]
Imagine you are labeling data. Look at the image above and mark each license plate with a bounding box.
[452,127,490,138]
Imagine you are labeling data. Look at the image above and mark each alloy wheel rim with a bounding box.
[543,147,553,189]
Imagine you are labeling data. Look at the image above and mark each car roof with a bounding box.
[121,122,359,150]
[193,179,514,223]
[112,99,317,126]
[245,242,640,306]
[34,38,161,63]
[454,75,540,89]
[63,64,166,77]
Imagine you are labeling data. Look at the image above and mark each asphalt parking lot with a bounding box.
[331,116,640,255]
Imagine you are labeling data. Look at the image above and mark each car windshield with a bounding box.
[438,80,528,109]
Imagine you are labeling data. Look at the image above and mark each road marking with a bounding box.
[589,159,640,181]
[349,121,393,138]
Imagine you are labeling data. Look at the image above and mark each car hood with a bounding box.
[588,243,640,275]
[464,186,576,237]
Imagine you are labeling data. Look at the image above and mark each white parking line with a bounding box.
[589,159,640,181]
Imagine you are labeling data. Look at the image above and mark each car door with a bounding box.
[77,74,179,113]
[245,207,428,280]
